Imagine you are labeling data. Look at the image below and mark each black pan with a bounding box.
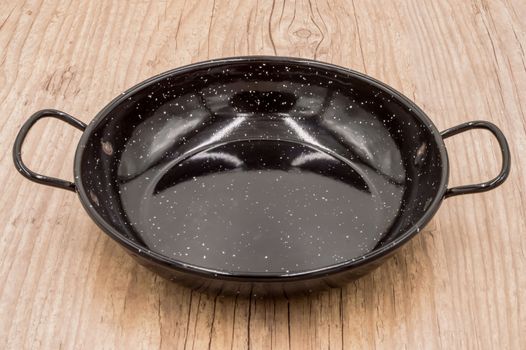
[13,57,510,296]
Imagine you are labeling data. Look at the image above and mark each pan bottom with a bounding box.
[119,139,404,274]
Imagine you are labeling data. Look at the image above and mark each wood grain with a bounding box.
[1,0,525,348]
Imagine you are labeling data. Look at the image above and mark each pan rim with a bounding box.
[74,56,449,282]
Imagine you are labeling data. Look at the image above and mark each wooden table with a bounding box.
[1,1,525,348]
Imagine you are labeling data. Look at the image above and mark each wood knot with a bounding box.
[294,29,312,38]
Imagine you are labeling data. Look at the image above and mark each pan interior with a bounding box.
[79,59,444,275]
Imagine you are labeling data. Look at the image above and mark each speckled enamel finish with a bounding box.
[14,57,510,296]
[74,56,448,295]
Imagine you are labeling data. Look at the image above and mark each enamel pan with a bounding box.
[13,57,510,296]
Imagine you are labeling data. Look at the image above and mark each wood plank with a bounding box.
[1,0,524,348]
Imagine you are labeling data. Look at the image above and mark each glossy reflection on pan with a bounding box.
[79,60,440,276]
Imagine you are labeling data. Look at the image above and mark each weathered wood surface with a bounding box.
[1,0,525,348]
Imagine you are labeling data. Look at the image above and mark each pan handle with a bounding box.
[441,120,510,198]
[13,109,87,192]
